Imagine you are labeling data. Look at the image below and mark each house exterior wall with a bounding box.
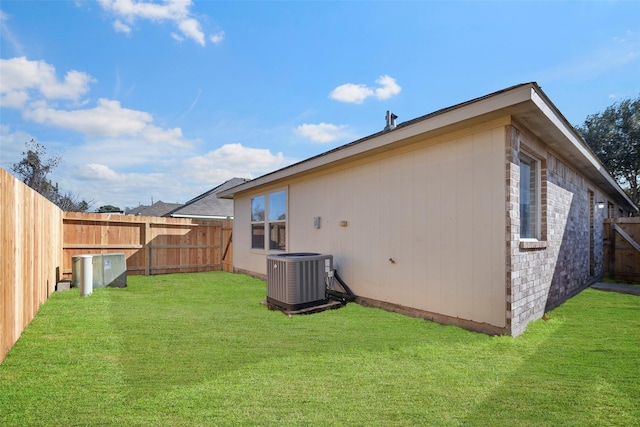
[229,84,636,336]
[506,124,613,336]
[233,119,509,330]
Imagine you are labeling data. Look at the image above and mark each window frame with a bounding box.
[250,195,265,250]
[519,151,541,241]
[250,188,287,252]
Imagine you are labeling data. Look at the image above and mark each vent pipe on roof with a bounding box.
[384,110,398,131]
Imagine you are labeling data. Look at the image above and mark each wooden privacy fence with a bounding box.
[604,218,640,282]
[1,169,63,364]
[62,212,233,279]
[2,166,234,363]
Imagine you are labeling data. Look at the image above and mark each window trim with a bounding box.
[250,188,288,252]
[250,195,266,250]
[519,150,542,242]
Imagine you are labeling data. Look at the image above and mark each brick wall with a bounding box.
[506,125,607,336]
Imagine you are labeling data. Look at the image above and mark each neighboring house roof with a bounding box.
[127,201,184,217]
[218,82,637,213]
[167,177,248,219]
[125,205,148,215]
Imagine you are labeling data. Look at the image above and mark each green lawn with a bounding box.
[1,272,638,426]
[602,276,640,286]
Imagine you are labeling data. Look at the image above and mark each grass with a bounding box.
[601,276,640,286]
[1,271,639,426]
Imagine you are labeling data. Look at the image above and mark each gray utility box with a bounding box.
[72,253,127,289]
[266,253,333,311]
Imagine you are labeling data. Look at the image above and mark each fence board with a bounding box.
[1,169,62,364]
[604,218,640,282]
[62,213,232,279]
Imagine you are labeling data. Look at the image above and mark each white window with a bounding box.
[519,152,539,239]
[251,190,287,251]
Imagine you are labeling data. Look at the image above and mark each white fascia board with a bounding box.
[170,214,232,220]
[530,89,637,210]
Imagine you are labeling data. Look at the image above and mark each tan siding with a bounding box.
[233,123,507,327]
[455,137,475,320]
[472,128,507,325]
[422,145,443,312]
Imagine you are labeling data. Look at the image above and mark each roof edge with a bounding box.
[219,83,536,198]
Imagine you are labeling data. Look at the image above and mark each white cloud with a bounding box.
[330,75,402,104]
[97,0,190,21]
[0,90,29,109]
[76,163,121,181]
[0,126,35,171]
[181,143,292,183]
[329,83,373,104]
[23,98,189,146]
[113,19,132,34]
[141,124,185,145]
[1,56,191,169]
[210,31,225,44]
[68,164,176,208]
[61,143,292,209]
[374,75,402,100]
[296,122,350,143]
[178,17,205,46]
[0,57,94,106]
[24,99,149,136]
[97,0,221,47]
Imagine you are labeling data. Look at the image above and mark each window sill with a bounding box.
[519,240,547,250]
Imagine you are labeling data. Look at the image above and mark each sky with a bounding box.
[1,0,639,210]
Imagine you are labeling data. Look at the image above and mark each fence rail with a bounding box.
[604,218,640,282]
[62,212,233,278]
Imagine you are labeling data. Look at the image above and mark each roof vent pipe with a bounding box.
[384,111,397,131]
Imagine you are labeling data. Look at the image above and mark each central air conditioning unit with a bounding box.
[266,253,333,311]
[72,253,127,289]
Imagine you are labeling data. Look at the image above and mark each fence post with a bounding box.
[144,220,151,276]
[609,219,616,279]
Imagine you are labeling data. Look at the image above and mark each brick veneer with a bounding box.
[506,125,606,336]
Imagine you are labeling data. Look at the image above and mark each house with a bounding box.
[167,177,247,219]
[124,205,148,216]
[125,201,183,217]
[218,83,638,336]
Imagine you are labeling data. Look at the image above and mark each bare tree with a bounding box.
[11,140,93,212]
[11,139,60,196]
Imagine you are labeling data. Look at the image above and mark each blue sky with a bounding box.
[1,0,639,210]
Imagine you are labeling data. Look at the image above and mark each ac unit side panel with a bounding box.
[101,253,127,288]
[266,254,332,310]
[296,259,325,303]
[267,258,288,304]
[71,253,128,289]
